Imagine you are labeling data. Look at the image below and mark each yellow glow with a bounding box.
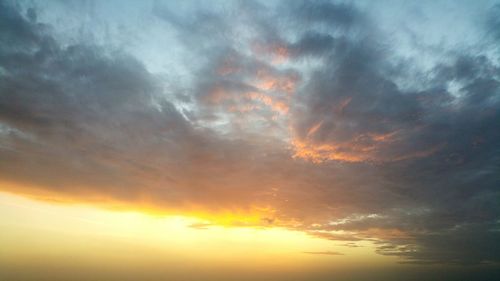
[0,191,399,280]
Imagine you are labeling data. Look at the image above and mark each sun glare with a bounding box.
[0,191,392,274]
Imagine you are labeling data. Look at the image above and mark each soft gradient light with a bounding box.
[0,191,398,281]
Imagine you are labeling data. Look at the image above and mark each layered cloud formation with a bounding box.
[1,0,500,265]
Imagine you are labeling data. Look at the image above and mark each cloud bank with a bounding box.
[1,0,500,265]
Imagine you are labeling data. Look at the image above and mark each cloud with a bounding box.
[288,0,365,28]
[0,0,208,206]
[303,251,344,256]
[1,0,500,266]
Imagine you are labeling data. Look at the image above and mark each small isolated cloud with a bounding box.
[188,223,213,230]
[303,251,344,256]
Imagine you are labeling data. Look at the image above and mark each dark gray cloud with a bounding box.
[0,0,192,200]
[285,0,500,265]
[1,0,500,270]
[288,0,365,28]
[487,3,500,42]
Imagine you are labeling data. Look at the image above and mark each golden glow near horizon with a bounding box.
[0,191,397,277]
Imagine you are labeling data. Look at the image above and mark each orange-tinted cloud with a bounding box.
[251,42,290,65]
[254,69,297,94]
[245,91,289,114]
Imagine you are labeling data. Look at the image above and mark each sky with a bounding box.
[1,0,500,280]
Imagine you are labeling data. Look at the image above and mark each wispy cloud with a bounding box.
[303,251,344,256]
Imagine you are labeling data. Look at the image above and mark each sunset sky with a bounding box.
[1,0,500,280]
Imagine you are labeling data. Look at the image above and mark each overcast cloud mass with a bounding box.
[1,0,500,270]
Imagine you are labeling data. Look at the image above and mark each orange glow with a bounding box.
[306,121,324,138]
[291,134,441,163]
[255,69,297,94]
[246,92,289,114]
[272,46,289,64]
[292,129,401,163]
[206,85,229,103]
[0,191,395,271]
[292,139,368,163]
[228,104,262,113]
[0,180,280,229]
[251,42,290,65]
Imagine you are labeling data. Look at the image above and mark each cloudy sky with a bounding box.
[1,0,500,280]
